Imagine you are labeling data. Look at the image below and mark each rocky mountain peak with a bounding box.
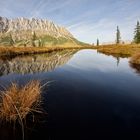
[0,16,73,39]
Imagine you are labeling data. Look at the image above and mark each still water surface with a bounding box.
[0,49,140,139]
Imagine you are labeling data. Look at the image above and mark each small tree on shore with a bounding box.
[97,38,99,46]
[32,31,37,47]
[9,34,14,46]
[116,26,121,44]
[134,21,140,44]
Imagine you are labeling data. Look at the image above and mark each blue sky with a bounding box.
[0,0,140,44]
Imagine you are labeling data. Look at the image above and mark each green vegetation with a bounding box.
[9,34,14,46]
[32,31,37,47]
[72,38,89,46]
[134,21,140,44]
[0,32,87,47]
[40,35,70,45]
[0,34,14,46]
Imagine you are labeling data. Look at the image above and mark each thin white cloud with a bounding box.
[0,0,140,43]
[28,0,50,18]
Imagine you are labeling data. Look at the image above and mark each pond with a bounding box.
[0,49,140,140]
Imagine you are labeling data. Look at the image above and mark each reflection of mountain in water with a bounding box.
[0,50,77,76]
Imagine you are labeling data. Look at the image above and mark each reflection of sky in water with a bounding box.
[66,49,131,73]
[54,49,140,100]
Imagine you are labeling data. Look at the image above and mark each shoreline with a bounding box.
[1,44,140,65]
[95,44,140,65]
[0,45,93,57]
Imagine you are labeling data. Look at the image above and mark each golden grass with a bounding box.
[0,80,42,123]
[0,80,43,140]
[96,44,140,64]
[0,46,61,56]
[97,44,140,56]
[0,43,92,57]
[130,53,140,65]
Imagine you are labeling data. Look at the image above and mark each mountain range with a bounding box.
[0,17,84,47]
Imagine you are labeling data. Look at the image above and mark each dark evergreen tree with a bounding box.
[116,26,121,44]
[32,31,37,40]
[9,34,14,46]
[97,38,99,46]
[23,41,27,47]
[38,39,41,47]
[134,21,140,44]
[32,31,37,47]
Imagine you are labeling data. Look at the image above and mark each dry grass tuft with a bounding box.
[130,53,140,65]
[0,80,45,140]
[0,80,42,123]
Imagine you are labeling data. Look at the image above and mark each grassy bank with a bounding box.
[96,44,140,64]
[130,53,140,65]
[0,43,92,57]
[97,44,140,56]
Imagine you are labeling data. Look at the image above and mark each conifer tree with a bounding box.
[9,34,14,46]
[32,31,37,40]
[134,21,140,44]
[97,38,99,46]
[32,31,37,47]
[116,26,121,44]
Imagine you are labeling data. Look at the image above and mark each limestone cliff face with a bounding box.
[0,16,73,40]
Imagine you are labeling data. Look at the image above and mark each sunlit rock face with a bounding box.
[0,50,77,76]
[0,16,73,40]
[0,17,9,32]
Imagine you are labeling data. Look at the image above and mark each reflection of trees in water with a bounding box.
[97,50,130,59]
[98,51,126,67]
[97,51,140,69]
[129,63,140,74]
[103,52,140,74]
[116,57,120,67]
[0,50,78,76]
